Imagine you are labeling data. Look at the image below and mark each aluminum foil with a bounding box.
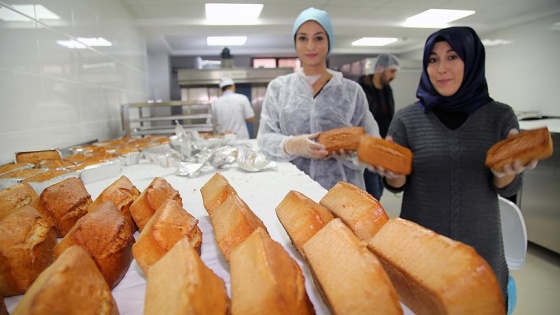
[176,146,237,177]
[236,146,277,172]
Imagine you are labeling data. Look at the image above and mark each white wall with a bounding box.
[0,0,148,164]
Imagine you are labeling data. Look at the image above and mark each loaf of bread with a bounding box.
[302,219,403,314]
[367,218,505,315]
[275,190,334,255]
[317,126,365,152]
[0,182,38,220]
[207,193,268,261]
[10,245,119,315]
[130,177,182,231]
[22,169,74,184]
[200,172,237,215]
[36,159,75,170]
[33,177,92,237]
[230,227,314,315]
[144,238,229,315]
[357,136,413,175]
[0,163,33,176]
[54,201,134,289]
[0,205,57,297]
[90,175,140,232]
[485,127,553,172]
[320,181,389,240]
[132,199,202,275]
[0,168,46,180]
[14,150,62,165]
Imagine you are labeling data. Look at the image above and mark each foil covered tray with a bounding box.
[78,159,122,184]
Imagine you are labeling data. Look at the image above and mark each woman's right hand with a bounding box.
[284,133,328,159]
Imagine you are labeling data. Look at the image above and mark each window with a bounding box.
[252,58,301,72]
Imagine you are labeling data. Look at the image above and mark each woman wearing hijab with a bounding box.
[257,7,379,190]
[368,26,538,314]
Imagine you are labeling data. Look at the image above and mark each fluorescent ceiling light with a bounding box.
[205,3,263,24]
[404,9,475,28]
[352,37,398,46]
[0,4,60,21]
[207,36,247,46]
[57,37,113,49]
[482,39,514,47]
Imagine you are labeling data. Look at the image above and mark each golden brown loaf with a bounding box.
[144,238,229,315]
[367,218,505,315]
[230,228,314,315]
[36,159,75,170]
[0,163,33,176]
[485,127,553,172]
[33,177,92,237]
[11,245,119,315]
[357,135,413,175]
[130,177,182,231]
[208,193,268,261]
[54,201,135,289]
[90,175,140,232]
[14,150,62,165]
[0,168,45,179]
[0,182,38,220]
[22,169,73,183]
[302,219,403,315]
[132,199,202,275]
[319,181,389,240]
[0,205,57,297]
[275,190,334,255]
[200,172,238,215]
[316,126,366,152]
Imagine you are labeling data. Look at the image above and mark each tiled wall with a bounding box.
[0,0,148,164]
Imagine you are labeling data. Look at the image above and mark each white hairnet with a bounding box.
[374,54,400,73]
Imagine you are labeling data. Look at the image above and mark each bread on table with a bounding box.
[367,218,505,315]
[207,192,267,261]
[200,172,237,215]
[275,190,334,255]
[132,199,202,275]
[0,182,38,220]
[0,163,33,176]
[33,177,92,237]
[230,228,314,315]
[357,135,413,175]
[319,181,389,240]
[130,177,182,231]
[90,175,140,232]
[14,150,62,165]
[485,126,553,172]
[10,245,119,315]
[54,201,134,289]
[302,219,403,315]
[316,126,366,152]
[0,205,57,297]
[144,238,229,315]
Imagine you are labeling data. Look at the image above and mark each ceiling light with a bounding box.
[482,39,514,47]
[404,9,475,28]
[205,3,263,24]
[57,37,112,49]
[0,4,60,21]
[207,36,247,46]
[352,37,398,47]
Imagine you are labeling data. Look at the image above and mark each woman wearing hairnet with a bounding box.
[257,7,379,190]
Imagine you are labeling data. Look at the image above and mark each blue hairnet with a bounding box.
[292,7,334,54]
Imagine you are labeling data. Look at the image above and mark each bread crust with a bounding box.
[357,136,413,175]
[317,126,365,152]
[130,177,182,231]
[90,175,140,232]
[0,182,38,221]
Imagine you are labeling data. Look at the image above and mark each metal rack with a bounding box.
[120,101,215,136]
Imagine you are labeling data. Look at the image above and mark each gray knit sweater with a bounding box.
[386,101,522,299]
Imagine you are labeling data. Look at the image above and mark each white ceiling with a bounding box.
[121,0,560,57]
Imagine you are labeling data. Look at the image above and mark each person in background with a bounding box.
[211,77,255,139]
[257,7,379,190]
[358,53,400,200]
[366,26,539,314]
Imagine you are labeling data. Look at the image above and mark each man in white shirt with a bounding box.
[211,77,255,139]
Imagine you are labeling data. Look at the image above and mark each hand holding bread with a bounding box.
[283,133,328,159]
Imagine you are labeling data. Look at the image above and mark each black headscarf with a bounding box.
[416,26,493,114]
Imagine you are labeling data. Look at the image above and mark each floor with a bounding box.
[379,192,560,315]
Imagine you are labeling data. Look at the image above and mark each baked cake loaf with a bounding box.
[144,238,229,315]
[0,163,33,176]
[317,126,365,152]
[0,182,38,220]
[357,136,413,175]
[10,245,119,315]
[485,127,553,172]
[33,177,92,237]
[132,199,202,275]
[320,181,389,240]
[230,228,314,315]
[90,175,140,232]
[275,190,334,255]
[200,172,238,215]
[130,177,182,231]
[302,219,403,314]
[54,201,134,289]
[14,150,62,165]
[0,205,57,297]
[367,218,505,315]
